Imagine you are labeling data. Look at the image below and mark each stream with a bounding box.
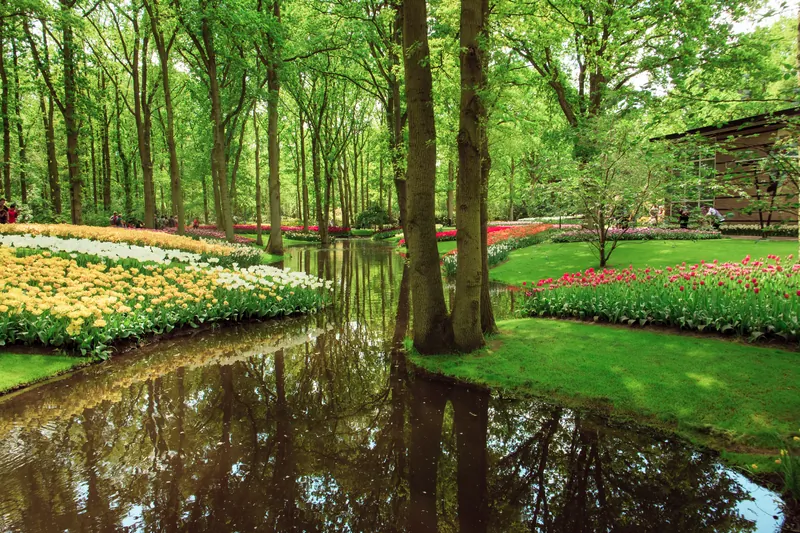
[0,239,786,532]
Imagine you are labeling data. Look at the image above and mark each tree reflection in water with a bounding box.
[0,240,778,532]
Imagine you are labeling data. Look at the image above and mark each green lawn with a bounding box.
[397,241,457,256]
[0,353,88,394]
[411,318,800,469]
[491,238,800,285]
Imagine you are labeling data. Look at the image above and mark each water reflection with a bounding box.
[0,240,783,532]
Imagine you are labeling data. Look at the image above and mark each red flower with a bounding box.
[754,287,760,294]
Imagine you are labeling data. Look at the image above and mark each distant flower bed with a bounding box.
[373,228,403,240]
[519,254,800,340]
[398,226,511,247]
[285,231,322,242]
[550,227,722,243]
[442,224,553,277]
[721,225,797,238]
[0,247,330,356]
[158,227,257,245]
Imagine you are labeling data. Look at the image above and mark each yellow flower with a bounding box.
[775,459,782,465]
[751,464,759,470]
[93,318,107,328]
[794,436,799,442]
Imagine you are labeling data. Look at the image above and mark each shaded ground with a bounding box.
[411,318,800,472]
[490,239,800,285]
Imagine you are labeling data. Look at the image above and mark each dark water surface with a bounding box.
[0,240,785,532]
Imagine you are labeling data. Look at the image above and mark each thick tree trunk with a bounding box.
[62,2,82,224]
[254,105,264,246]
[101,74,111,210]
[452,0,485,351]
[479,0,496,335]
[89,116,98,209]
[403,0,453,353]
[204,22,235,241]
[131,28,156,228]
[11,39,27,204]
[0,22,11,199]
[202,174,209,224]
[266,0,284,255]
[312,132,328,245]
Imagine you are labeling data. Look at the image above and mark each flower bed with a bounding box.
[721,224,798,238]
[519,254,800,339]
[0,247,330,356]
[158,227,257,245]
[442,224,553,277]
[0,224,256,266]
[398,225,511,247]
[285,231,322,242]
[550,227,722,243]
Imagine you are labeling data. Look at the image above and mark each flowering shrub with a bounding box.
[550,227,721,243]
[442,224,553,276]
[519,254,800,340]
[0,247,330,356]
[285,231,322,242]
[721,225,798,238]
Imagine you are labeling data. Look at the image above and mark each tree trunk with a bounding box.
[62,1,82,224]
[89,115,98,209]
[11,38,27,204]
[0,21,11,199]
[300,111,309,230]
[204,21,235,241]
[452,0,485,351]
[312,132,327,244]
[508,157,515,221]
[446,159,454,225]
[101,74,111,210]
[254,105,264,246]
[115,89,132,215]
[403,0,453,353]
[266,0,284,254]
[202,174,209,224]
[146,0,186,234]
[479,0,496,335]
[131,23,156,228]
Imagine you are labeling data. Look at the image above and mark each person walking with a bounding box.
[0,199,9,224]
[702,205,726,230]
[678,205,690,229]
[7,203,18,223]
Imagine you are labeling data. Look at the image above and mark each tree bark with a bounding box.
[300,110,309,230]
[254,105,264,246]
[403,0,453,353]
[447,159,455,225]
[146,0,185,234]
[11,38,26,204]
[115,89,132,215]
[479,0,496,335]
[0,19,11,199]
[452,0,485,351]
[100,73,111,210]
[62,0,83,224]
[266,0,284,254]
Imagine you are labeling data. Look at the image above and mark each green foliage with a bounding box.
[354,203,391,229]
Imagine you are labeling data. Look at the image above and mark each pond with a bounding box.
[0,240,786,532]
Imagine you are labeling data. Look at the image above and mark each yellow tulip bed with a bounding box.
[0,247,329,356]
[0,224,259,266]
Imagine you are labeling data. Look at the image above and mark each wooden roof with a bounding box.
[652,107,800,141]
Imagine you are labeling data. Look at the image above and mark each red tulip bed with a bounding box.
[441,224,553,276]
[398,225,512,247]
[519,254,800,339]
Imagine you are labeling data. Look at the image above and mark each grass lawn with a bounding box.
[491,238,800,285]
[397,241,457,256]
[0,353,88,394]
[411,318,800,470]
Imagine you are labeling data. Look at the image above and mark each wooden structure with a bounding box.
[656,107,800,226]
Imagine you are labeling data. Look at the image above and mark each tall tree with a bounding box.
[402,0,452,353]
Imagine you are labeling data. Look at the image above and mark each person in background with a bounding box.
[7,203,18,223]
[192,217,200,229]
[702,205,726,230]
[678,205,690,229]
[0,198,8,224]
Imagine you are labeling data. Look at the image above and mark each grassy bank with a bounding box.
[490,239,800,285]
[411,318,800,471]
[0,353,88,394]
